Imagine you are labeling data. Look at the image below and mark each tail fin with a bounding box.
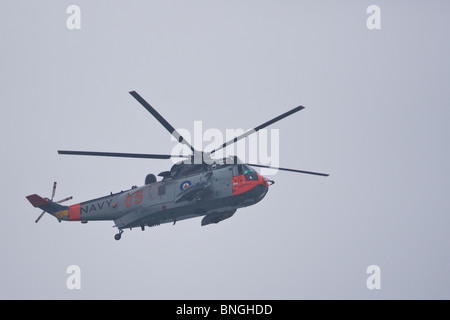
[26,194,68,219]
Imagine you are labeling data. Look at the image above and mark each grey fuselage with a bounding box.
[58,163,269,229]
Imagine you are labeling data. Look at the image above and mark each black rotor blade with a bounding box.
[129,91,196,154]
[246,163,329,177]
[51,181,57,200]
[209,106,304,155]
[56,196,73,204]
[35,211,45,223]
[58,150,187,160]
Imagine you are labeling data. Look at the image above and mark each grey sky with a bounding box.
[1,1,449,299]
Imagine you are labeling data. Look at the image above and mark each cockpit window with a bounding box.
[243,164,255,173]
[243,165,258,181]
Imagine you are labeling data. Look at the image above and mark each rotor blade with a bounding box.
[51,181,57,200]
[209,106,304,155]
[129,91,196,154]
[246,163,329,177]
[58,150,187,160]
[35,211,45,223]
[56,196,73,204]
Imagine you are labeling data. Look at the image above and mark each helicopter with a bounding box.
[26,91,328,240]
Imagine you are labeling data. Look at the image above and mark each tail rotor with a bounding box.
[35,182,73,223]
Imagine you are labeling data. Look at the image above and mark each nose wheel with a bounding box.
[114,229,124,241]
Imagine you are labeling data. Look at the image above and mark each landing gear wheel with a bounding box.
[114,229,123,241]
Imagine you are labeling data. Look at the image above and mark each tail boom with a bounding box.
[26,194,70,221]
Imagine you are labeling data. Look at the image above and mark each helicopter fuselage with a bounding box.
[26,90,327,240]
[56,163,269,230]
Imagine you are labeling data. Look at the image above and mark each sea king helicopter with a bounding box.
[26,91,328,240]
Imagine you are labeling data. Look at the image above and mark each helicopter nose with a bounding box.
[251,173,270,203]
[259,174,274,188]
[261,176,269,188]
[261,175,274,187]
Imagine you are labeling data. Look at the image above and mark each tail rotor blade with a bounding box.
[51,182,57,200]
[35,211,46,223]
[56,196,73,204]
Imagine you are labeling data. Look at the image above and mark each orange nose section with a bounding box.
[232,173,269,197]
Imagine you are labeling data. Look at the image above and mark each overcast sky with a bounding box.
[1,1,449,299]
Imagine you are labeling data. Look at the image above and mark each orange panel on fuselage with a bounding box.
[232,174,261,195]
[69,203,81,221]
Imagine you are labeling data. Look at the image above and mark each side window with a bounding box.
[245,171,258,181]
[243,165,258,181]
[238,164,244,175]
[158,185,166,196]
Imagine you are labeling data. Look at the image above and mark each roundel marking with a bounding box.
[180,180,192,191]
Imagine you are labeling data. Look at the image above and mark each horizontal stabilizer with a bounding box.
[26,194,67,215]
[26,194,49,207]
